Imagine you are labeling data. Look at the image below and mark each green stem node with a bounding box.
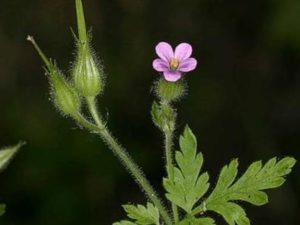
[81,100,173,225]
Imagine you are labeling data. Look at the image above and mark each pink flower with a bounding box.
[152,42,197,82]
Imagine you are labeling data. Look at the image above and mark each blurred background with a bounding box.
[0,0,299,224]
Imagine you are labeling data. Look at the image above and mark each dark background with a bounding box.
[0,0,299,224]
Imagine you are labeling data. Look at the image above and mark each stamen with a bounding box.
[170,58,179,71]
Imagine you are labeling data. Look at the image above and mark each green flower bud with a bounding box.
[151,101,176,132]
[26,36,81,116]
[72,45,104,97]
[50,68,81,116]
[155,78,186,103]
[72,0,104,97]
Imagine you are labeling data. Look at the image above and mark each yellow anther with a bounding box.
[170,58,179,71]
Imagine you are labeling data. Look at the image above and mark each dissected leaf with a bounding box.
[207,201,249,225]
[115,203,160,225]
[164,126,209,213]
[0,142,24,172]
[113,221,137,225]
[196,157,297,225]
[177,216,215,225]
[165,126,296,225]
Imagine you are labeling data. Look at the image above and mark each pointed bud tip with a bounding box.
[20,141,27,146]
[26,35,35,43]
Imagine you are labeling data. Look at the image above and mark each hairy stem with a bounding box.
[165,132,174,182]
[164,128,179,223]
[28,35,172,225]
[78,102,173,225]
[100,129,172,224]
[159,101,178,223]
[86,97,102,127]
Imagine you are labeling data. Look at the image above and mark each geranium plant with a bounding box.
[22,0,296,224]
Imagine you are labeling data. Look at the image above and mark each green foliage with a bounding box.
[176,216,215,225]
[0,142,23,172]
[113,203,160,225]
[164,126,296,225]
[201,157,296,225]
[0,142,24,217]
[114,221,137,225]
[163,126,209,213]
[28,1,297,225]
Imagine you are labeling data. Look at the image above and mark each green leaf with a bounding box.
[164,126,210,213]
[151,101,162,129]
[207,202,249,225]
[0,204,5,217]
[196,157,296,225]
[120,203,160,225]
[0,142,24,172]
[177,217,215,225]
[113,221,137,225]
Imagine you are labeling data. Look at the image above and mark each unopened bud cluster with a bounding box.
[151,78,186,133]
[28,0,105,118]
[45,38,104,117]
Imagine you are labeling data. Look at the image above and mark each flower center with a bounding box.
[170,58,179,71]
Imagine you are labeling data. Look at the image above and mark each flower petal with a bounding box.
[178,58,197,72]
[153,59,169,72]
[175,43,193,61]
[163,70,182,82]
[155,42,174,62]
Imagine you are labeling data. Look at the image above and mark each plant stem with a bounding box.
[159,101,179,223]
[165,131,179,223]
[73,113,101,132]
[75,0,88,43]
[77,100,173,225]
[86,97,102,127]
[100,129,172,225]
[165,132,174,183]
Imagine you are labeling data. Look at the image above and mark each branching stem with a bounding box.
[86,97,102,127]
[76,99,173,225]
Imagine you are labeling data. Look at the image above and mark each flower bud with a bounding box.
[50,69,81,116]
[72,44,104,97]
[155,78,186,103]
[151,101,176,132]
